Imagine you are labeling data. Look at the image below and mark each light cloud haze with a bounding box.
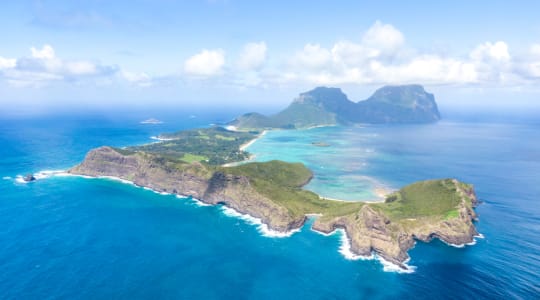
[0,0,539,113]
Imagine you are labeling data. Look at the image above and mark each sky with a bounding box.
[1,0,540,116]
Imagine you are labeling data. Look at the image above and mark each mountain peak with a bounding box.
[230,84,441,129]
[369,84,432,106]
[293,86,348,105]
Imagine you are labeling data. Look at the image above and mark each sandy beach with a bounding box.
[239,130,267,151]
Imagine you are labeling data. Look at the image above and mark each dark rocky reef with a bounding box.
[23,174,36,182]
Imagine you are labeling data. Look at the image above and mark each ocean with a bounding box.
[0,112,539,299]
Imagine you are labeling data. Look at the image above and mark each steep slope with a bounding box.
[350,85,440,123]
[70,143,479,270]
[230,85,441,129]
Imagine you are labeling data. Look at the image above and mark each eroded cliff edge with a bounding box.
[69,146,479,269]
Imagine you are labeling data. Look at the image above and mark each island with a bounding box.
[229,84,440,130]
[69,85,480,270]
[140,118,163,124]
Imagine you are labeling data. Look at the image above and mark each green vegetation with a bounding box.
[181,153,208,163]
[229,85,440,129]
[223,160,363,218]
[130,127,258,165]
[445,209,460,220]
[374,179,464,221]
[115,125,466,224]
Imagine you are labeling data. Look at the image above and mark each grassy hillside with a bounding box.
[130,127,258,165]
[374,179,469,220]
[222,161,361,218]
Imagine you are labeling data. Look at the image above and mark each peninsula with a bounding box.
[69,85,479,270]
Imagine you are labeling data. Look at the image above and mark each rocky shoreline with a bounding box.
[69,146,306,232]
[69,146,480,270]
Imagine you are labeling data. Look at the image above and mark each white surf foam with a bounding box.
[98,175,137,186]
[3,176,12,180]
[378,255,416,274]
[311,227,415,273]
[150,136,175,141]
[337,229,375,261]
[15,170,68,183]
[440,233,483,248]
[220,206,301,238]
[14,176,27,184]
[190,197,212,207]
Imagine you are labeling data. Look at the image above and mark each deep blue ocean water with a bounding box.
[1,112,539,299]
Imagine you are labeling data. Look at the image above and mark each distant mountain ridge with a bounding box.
[230,85,440,129]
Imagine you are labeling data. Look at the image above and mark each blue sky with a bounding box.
[1,0,540,114]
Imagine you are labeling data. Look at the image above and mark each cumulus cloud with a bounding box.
[361,20,405,55]
[514,44,540,79]
[280,21,540,87]
[237,42,267,71]
[331,41,377,66]
[470,41,511,62]
[3,24,540,91]
[184,49,225,77]
[290,21,405,73]
[30,44,55,59]
[291,44,332,70]
[0,44,118,87]
[0,56,16,69]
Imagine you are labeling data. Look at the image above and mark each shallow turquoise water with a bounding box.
[247,126,389,201]
[1,114,539,299]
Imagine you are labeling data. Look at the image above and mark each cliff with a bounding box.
[69,146,305,232]
[230,85,440,129]
[70,145,479,270]
[313,179,479,268]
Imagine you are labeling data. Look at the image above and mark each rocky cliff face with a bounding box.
[71,147,479,269]
[230,85,441,129]
[69,146,304,232]
[312,180,479,269]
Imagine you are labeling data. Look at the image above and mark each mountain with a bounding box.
[230,85,440,129]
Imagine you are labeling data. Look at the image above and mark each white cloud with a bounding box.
[279,21,535,87]
[65,61,98,75]
[237,42,267,71]
[0,56,16,69]
[470,41,511,62]
[362,20,405,55]
[368,56,478,84]
[0,44,118,87]
[520,44,540,78]
[121,70,153,87]
[184,49,225,76]
[291,44,332,70]
[531,44,540,57]
[331,41,377,66]
[31,44,55,59]
[2,27,540,91]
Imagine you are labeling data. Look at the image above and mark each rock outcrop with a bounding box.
[70,147,479,270]
[313,179,479,269]
[23,174,36,182]
[69,146,305,232]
